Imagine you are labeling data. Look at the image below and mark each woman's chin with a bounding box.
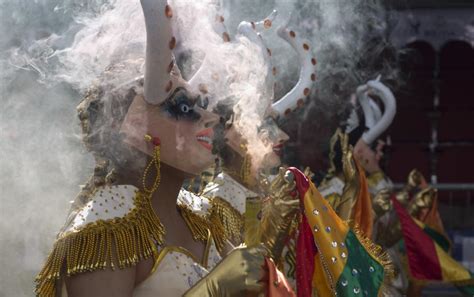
[160,148,215,177]
[162,160,212,177]
[262,153,281,171]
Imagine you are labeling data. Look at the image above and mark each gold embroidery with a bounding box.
[367,171,385,189]
[208,197,244,245]
[352,226,394,284]
[150,246,201,276]
[178,197,244,254]
[178,204,216,244]
[202,230,213,269]
[35,191,165,297]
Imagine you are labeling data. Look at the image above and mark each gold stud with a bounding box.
[169,37,176,50]
[167,61,174,73]
[264,19,272,29]
[165,5,173,18]
[303,43,310,51]
[297,98,305,107]
[289,31,296,38]
[222,32,230,42]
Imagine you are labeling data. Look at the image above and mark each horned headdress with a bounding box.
[141,0,317,117]
[346,76,397,145]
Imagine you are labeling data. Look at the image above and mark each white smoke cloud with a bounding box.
[0,0,392,296]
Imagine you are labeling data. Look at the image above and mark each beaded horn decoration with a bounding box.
[270,19,317,118]
[140,0,214,105]
[233,10,317,119]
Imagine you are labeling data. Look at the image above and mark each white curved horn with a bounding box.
[271,22,317,117]
[356,83,375,128]
[368,75,383,128]
[141,0,180,105]
[369,98,383,125]
[213,0,231,43]
[357,78,384,130]
[237,10,278,101]
[361,80,396,145]
[253,10,278,31]
[187,3,236,95]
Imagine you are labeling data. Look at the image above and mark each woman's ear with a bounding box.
[120,95,155,157]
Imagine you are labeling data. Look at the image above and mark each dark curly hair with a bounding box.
[63,78,145,226]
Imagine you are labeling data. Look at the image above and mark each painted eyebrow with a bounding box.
[159,88,198,109]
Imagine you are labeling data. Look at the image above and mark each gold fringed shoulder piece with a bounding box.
[177,202,227,254]
[177,203,214,244]
[35,191,165,297]
[352,226,395,292]
[208,197,244,246]
[177,197,243,254]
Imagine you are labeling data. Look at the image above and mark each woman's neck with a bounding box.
[114,156,206,258]
[149,163,187,215]
[114,160,186,220]
[224,153,259,191]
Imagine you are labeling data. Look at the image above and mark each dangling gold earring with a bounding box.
[142,134,161,195]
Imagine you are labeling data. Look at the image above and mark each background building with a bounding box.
[386,1,474,296]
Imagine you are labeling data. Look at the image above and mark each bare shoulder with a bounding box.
[65,266,136,297]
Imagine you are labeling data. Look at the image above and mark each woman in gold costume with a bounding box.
[174,11,318,293]
[319,77,397,223]
[35,1,279,296]
[197,10,316,247]
[35,0,324,294]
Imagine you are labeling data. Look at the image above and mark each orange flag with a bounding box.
[351,158,373,238]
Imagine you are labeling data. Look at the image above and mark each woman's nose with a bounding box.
[278,130,290,144]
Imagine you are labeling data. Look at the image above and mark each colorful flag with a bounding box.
[351,159,374,238]
[290,168,391,297]
[412,188,451,253]
[392,196,474,286]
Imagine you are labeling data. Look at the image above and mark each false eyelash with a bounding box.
[161,90,201,121]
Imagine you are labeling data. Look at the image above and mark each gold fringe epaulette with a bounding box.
[177,203,218,244]
[35,191,165,297]
[177,197,244,253]
[352,226,395,292]
[208,197,244,244]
